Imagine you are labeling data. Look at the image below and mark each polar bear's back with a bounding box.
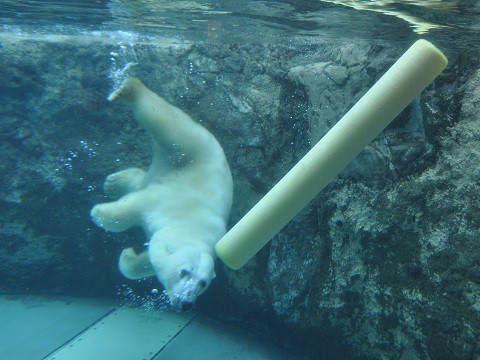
[142,137,232,242]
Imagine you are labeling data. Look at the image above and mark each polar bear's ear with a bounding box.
[165,243,174,254]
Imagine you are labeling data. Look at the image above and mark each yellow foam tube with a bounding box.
[216,39,447,270]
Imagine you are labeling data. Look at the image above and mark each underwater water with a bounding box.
[1,0,480,359]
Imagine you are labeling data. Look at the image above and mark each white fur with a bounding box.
[91,78,232,311]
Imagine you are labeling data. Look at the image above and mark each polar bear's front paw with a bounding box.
[104,168,146,199]
[119,247,155,279]
[90,203,134,232]
[90,204,111,230]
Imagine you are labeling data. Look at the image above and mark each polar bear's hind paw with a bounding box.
[104,168,146,199]
[108,78,144,102]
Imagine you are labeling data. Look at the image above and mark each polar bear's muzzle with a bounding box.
[168,276,208,312]
[179,299,195,312]
[169,290,197,312]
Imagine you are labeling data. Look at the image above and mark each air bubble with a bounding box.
[118,284,170,312]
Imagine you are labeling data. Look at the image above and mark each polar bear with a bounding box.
[90,78,233,312]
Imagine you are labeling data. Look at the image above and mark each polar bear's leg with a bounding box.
[104,167,146,199]
[119,247,155,279]
[90,190,149,232]
[108,78,213,160]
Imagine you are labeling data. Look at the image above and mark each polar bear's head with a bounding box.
[151,246,216,312]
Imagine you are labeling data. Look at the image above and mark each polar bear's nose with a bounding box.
[181,300,195,312]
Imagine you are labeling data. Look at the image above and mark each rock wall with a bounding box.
[0,33,479,359]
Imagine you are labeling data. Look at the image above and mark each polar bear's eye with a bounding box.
[180,269,189,277]
[199,280,207,288]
